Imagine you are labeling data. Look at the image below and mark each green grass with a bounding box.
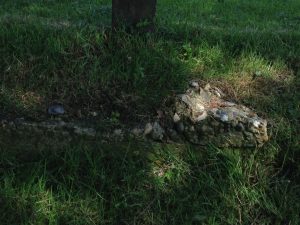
[0,0,299,118]
[1,133,299,225]
[0,0,300,224]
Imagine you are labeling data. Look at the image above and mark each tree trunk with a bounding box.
[112,0,157,31]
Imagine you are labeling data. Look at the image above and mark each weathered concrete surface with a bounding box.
[0,83,269,148]
[169,83,269,147]
[112,0,156,31]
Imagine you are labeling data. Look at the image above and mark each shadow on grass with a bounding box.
[1,0,299,118]
[1,129,300,224]
[0,1,300,224]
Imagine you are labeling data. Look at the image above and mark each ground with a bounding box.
[0,0,299,224]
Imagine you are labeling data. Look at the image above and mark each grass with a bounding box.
[0,0,300,224]
[1,133,299,225]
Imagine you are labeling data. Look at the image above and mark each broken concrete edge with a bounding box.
[0,118,267,148]
[0,119,162,144]
[170,82,269,148]
[0,83,269,148]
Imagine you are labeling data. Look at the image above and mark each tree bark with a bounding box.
[112,0,157,31]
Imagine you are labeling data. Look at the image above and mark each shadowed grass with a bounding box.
[0,132,299,225]
[0,0,299,119]
[0,0,300,224]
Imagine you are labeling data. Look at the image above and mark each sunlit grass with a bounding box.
[1,133,298,224]
[0,0,299,224]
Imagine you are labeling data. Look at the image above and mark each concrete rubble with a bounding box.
[0,82,269,148]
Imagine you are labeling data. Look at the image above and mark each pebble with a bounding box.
[90,111,98,117]
[47,104,65,116]
[144,123,153,135]
[113,129,123,136]
[173,113,181,123]
[216,110,229,122]
[204,83,211,91]
[195,103,205,112]
[189,81,199,89]
[220,114,229,122]
[151,122,165,141]
[236,123,245,131]
[251,120,261,128]
[222,101,236,107]
[213,87,225,97]
[74,126,96,137]
[194,111,207,122]
[76,110,82,118]
[167,128,181,141]
[189,126,195,132]
[175,122,185,133]
[131,128,144,136]
[199,88,211,102]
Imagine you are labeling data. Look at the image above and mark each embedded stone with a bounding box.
[74,126,96,137]
[144,123,153,135]
[113,129,123,136]
[173,83,269,147]
[131,128,144,136]
[151,121,165,141]
[189,81,200,89]
[47,104,65,116]
[0,82,269,148]
[173,113,181,123]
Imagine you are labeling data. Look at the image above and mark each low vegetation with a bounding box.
[0,0,299,224]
